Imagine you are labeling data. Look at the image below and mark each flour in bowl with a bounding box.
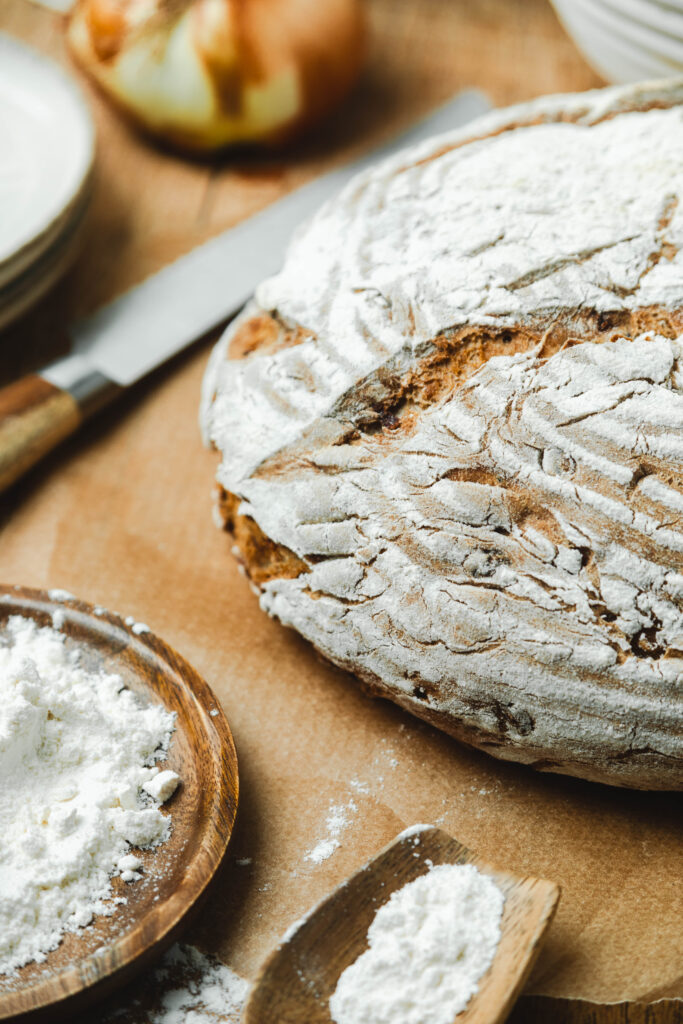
[0,615,179,975]
[329,859,504,1024]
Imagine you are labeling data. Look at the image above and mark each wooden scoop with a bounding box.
[244,825,560,1024]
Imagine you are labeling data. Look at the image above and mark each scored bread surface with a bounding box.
[202,80,683,790]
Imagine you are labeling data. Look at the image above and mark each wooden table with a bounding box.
[1,2,682,1021]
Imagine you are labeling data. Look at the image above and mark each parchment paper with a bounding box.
[1,348,681,1018]
[0,1,680,1016]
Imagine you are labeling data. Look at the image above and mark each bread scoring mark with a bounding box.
[242,309,683,480]
[221,331,683,659]
[613,194,680,299]
[228,312,313,360]
[505,237,640,293]
[218,488,307,584]
[232,335,683,785]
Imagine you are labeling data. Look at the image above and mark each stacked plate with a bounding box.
[0,34,95,330]
[551,0,683,83]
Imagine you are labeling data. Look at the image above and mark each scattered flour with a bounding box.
[305,798,357,865]
[100,943,249,1024]
[146,945,249,1024]
[125,616,150,636]
[329,863,504,1024]
[397,824,433,841]
[0,616,178,975]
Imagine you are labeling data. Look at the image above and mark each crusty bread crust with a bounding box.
[203,81,683,789]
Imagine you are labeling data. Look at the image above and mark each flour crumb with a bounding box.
[117,853,143,883]
[209,708,219,717]
[305,798,357,865]
[124,617,150,635]
[0,616,178,975]
[47,589,74,602]
[329,864,504,1024]
[51,609,66,630]
[143,770,180,803]
[236,857,252,867]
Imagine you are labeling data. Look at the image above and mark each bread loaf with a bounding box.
[202,81,683,790]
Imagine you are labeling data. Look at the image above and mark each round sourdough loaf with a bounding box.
[202,80,683,790]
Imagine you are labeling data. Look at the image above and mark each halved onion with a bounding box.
[68,0,365,152]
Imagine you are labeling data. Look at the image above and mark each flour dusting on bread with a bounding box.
[202,80,683,789]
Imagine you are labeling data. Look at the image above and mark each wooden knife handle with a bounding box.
[0,376,82,493]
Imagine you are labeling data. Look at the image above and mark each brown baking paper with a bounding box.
[1,348,681,1020]
[0,2,681,1018]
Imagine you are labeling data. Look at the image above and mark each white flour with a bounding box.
[0,616,178,975]
[100,944,249,1024]
[147,945,248,1024]
[305,797,357,865]
[329,861,504,1024]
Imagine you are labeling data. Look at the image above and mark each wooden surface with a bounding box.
[244,827,560,1024]
[0,586,238,1022]
[0,1,682,1021]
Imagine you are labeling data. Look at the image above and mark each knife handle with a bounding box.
[0,354,121,493]
[0,376,83,493]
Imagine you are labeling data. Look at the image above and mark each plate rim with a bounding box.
[0,34,96,271]
[0,584,239,1022]
[0,177,92,331]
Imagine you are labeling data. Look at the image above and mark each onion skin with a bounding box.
[68,0,365,153]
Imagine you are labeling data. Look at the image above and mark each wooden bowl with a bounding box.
[0,584,239,1022]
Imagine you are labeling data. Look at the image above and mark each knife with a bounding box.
[0,90,490,493]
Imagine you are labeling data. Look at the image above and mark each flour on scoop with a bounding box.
[329,863,504,1024]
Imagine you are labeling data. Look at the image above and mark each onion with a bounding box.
[67,0,365,152]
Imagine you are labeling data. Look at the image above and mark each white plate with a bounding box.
[596,0,683,38]
[0,34,94,279]
[649,0,683,13]
[0,189,90,330]
[552,0,683,81]
[584,0,683,62]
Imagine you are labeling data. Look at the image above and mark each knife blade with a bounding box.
[46,89,489,393]
[0,89,490,492]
